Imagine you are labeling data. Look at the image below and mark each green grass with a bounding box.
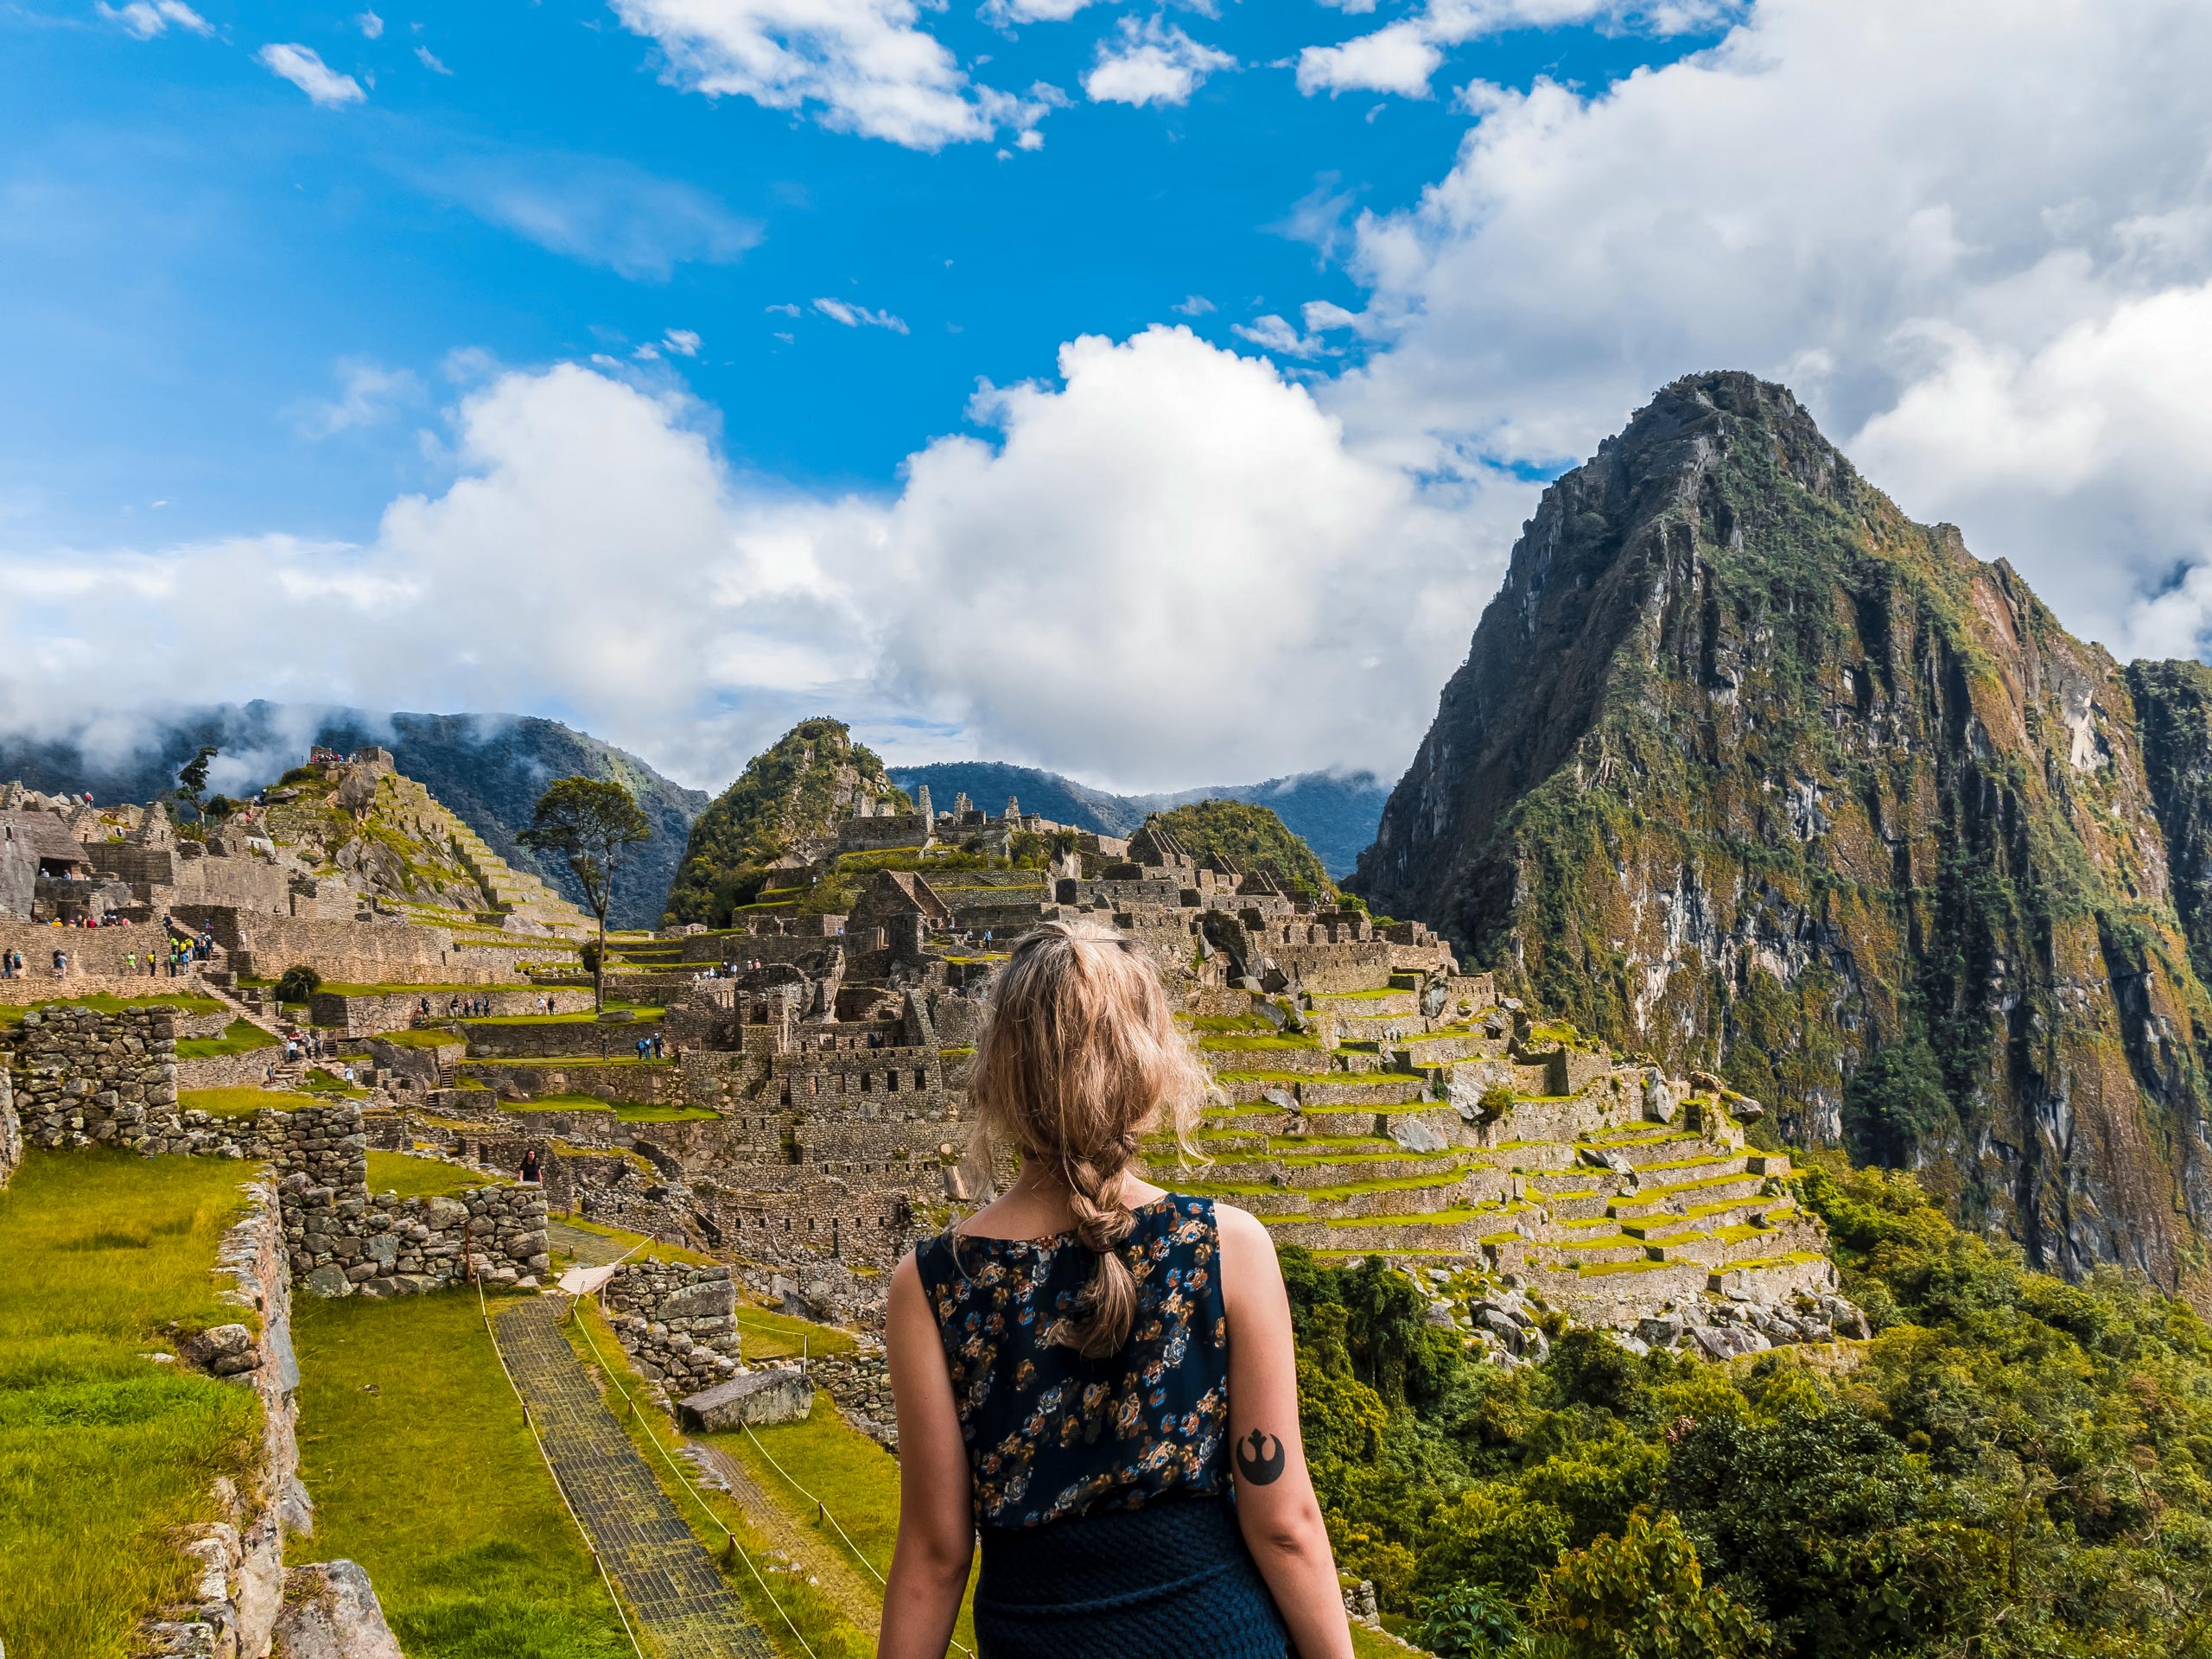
[508,1094,616,1114]
[0,990,226,1024]
[731,1300,859,1361]
[300,1067,369,1096]
[364,1150,503,1200]
[292,1291,632,1659]
[547,1212,716,1266]
[175,1018,279,1059]
[179,1086,302,1118]
[612,1103,717,1122]
[0,1151,264,1658]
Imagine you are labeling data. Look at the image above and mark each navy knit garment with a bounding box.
[914,1192,1232,1528]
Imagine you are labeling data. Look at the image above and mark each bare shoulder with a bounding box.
[1210,1200,1274,1252]
[1209,1202,1284,1300]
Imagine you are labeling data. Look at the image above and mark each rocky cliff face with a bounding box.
[1355,372,2212,1298]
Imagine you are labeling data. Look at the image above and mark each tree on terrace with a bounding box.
[518,778,652,1012]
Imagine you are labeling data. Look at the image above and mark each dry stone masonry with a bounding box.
[604,1260,745,1394]
[10,1002,180,1150]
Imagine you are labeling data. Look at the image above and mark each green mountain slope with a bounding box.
[1357,371,2212,1300]
[0,702,704,929]
[662,718,907,926]
[1147,799,1335,901]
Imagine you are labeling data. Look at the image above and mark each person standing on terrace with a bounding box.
[880,921,1353,1659]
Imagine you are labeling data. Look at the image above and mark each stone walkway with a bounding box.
[491,1298,772,1659]
[684,1440,885,1645]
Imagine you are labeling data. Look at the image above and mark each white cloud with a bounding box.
[1082,16,1235,107]
[813,297,910,334]
[981,0,1111,22]
[0,334,1481,791]
[1230,314,1332,359]
[416,46,453,74]
[296,359,424,436]
[257,44,368,107]
[356,10,385,39]
[609,0,1052,150]
[1172,295,1216,316]
[98,0,211,39]
[662,328,702,357]
[1316,0,2212,661]
[423,154,760,281]
[766,302,802,316]
[1297,22,1439,98]
[1299,0,1736,99]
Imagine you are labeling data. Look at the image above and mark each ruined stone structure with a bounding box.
[10,1002,181,1151]
[603,1260,744,1395]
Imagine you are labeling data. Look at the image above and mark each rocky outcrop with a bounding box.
[1357,372,2212,1300]
[678,1368,813,1431]
[270,1561,404,1659]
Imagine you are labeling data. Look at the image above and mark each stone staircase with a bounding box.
[1147,969,1834,1326]
[412,796,595,939]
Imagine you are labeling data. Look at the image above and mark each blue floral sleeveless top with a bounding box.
[914,1193,1231,1529]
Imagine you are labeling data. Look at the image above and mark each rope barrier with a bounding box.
[572,1296,822,1659]
[476,1279,648,1659]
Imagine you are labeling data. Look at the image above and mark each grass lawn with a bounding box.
[0,1150,264,1658]
[364,1150,504,1200]
[733,1300,858,1362]
[292,1291,632,1659]
[180,1086,302,1118]
[301,1067,369,1096]
[175,1018,279,1059]
[547,1211,715,1267]
[511,1096,715,1124]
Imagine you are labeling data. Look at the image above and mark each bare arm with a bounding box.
[880,1252,975,1659]
[1217,1203,1356,1659]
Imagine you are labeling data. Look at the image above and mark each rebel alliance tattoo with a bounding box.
[1235,1428,1287,1485]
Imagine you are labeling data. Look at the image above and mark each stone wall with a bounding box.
[315,986,594,1033]
[808,1340,896,1450]
[463,1018,667,1059]
[454,1058,686,1105]
[603,1260,743,1395]
[206,915,546,986]
[10,1002,180,1149]
[0,921,204,976]
[0,1064,18,1189]
[176,1048,287,1092]
[287,1173,550,1297]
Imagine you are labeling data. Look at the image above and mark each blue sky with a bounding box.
[1,0,1695,546]
[5,1,2211,793]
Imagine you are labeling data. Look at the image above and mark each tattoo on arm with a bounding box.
[1235,1428,1286,1485]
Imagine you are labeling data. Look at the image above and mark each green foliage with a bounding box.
[1149,798,1336,902]
[275,963,322,1004]
[1279,1167,2212,1658]
[175,743,216,809]
[517,778,652,925]
[1478,1083,1516,1121]
[278,765,318,785]
[662,718,906,926]
[1840,1027,1953,1166]
[1529,1511,1770,1658]
[1418,1581,1528,1657]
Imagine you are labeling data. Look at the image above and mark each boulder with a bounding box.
[272,1560,404,1659]
[1689,1324,1770,1361]
[679,1368,815,1431]
[302,1264,353,1300]
[1389,1116,1448,1154]
[1643,1074,1679,1123]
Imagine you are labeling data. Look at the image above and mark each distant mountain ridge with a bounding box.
[885,762,1388,876]
[0,702,706,930]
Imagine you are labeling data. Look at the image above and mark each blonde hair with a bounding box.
[969,921,1210,1358]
